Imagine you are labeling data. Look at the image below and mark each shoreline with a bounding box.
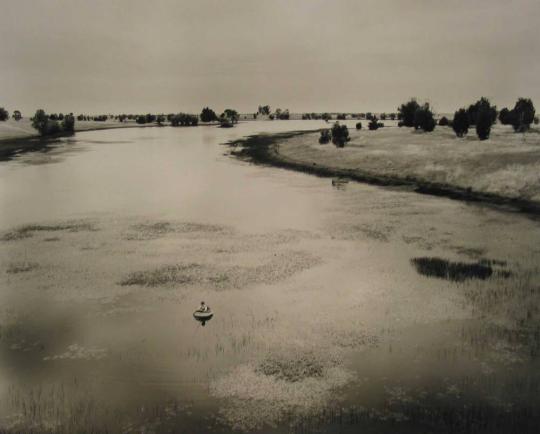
[0,122,166,160]
[227,130,540,215]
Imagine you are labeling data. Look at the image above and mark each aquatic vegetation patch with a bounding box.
[118,251,320,289]
[256,351,326,382]
[43,343,107,361]
[5,261,39,274]
[411,257,493,282]
[124,221,229,240]
[1,221,96,241]
[119,264,199,287]
[210,348,352,431]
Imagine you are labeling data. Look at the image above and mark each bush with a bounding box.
[200,107,218,123]
[321,113,332,122]
[368,117,379,130]
[397,121,404,127]
[413,103,436,132]
[0,107,8,121]
[510,98,535,132]
[302,113,311,120]
[13,110,21,121]
[336,113,346,120]
[136,115,147,124]
[535,116,539,125]
[438,116,449,126]
[356,122,362,130]
[319,129,331,144]
[398,99,420,127]
[77,114,85,121]
[452,109,469,137]
[156,115,165,125]
[498,108,511,125]
[377,122,384,128]
[331,122,350,147]
[62,114,75,132]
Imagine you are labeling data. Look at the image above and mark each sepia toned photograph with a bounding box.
[1,1,540,433]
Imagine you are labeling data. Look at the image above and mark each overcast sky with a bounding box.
[1,0,539,115]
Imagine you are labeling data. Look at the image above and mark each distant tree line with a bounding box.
[31,109,74,136]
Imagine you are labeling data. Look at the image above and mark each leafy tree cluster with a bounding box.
[413,103,436,132]
[368,116,381,130]
[170,113,198,126]
[321,113,332,122]
[452,108,470,138]
[0,107,8,121]
[319,129,331,144]
[31,109,75,136]
[499,98,536,132]
[200,107,218,123]
[398,99,435,132]
[258,105,271,116]
[220,109,239,125]
[331,122,350,147]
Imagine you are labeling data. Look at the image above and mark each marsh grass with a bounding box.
[6,261,39,274]
[411,257,493,282]
[119,264,199,287]
[1,222,96,241]
[257,352,325,382]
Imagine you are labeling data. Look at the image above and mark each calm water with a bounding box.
[1,121,539,433]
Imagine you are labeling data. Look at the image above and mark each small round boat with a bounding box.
[193,310,213,321]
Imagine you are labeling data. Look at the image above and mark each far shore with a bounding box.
[227,126,540,215]
[0,119,164,159]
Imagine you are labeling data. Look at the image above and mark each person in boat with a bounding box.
[198,301,210,313]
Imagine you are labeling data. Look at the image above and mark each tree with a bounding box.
[200,107,218,123]
[452,109,469,137]
[321,113,332,122]
[356,122,362,130]
[278,109,290,120]
[368,117,380,130]
[331,122,350,147]
[0,107,8,121]
[476,107,493,140]
[398,99,420,127]
[319,129,331,144]
[136,115,147,124]
[221,109,239,124]
[62,114,75,132]
[32,109,50,135]
[156,114,166,125]
[413,103,436,132]
[438,116,449,126]
[337,113,346,120]
[510,98,535,132]
[467,97,497,125]
[13,110,22,121]
[258,105,271,116]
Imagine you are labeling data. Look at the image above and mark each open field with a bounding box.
[230,122,540,212]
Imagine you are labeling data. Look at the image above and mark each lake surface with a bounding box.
[1,121,539,433]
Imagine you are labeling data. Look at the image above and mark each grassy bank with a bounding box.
[228,125,540,214]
